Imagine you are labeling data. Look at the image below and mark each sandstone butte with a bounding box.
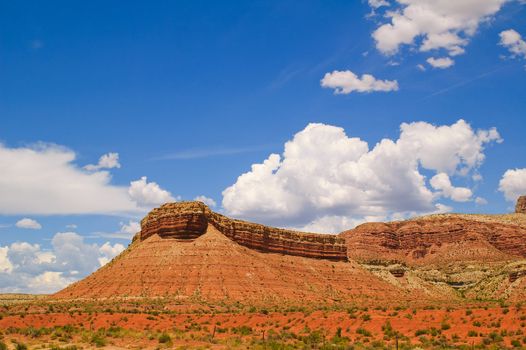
[139,201,347,261]
[55,198,526,306]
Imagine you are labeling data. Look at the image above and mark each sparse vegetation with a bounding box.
[158,332,171,343]
[1,297,526,349]
[90,333,106,347]
[356,327,372,337]
[14,343,28,350]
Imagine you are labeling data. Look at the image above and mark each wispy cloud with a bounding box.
[92,220,141,240]
[267,65,306,91]
[423,66,506,99]
[92,232,136,240]
[154,145,272,160]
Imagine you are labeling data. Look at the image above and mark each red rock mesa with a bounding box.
[140,201,347,261]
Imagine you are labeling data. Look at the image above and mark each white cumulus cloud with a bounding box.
[27,271,75,294]
[430,173,472,202]
[499,168,526,202]
[0,232,125,293]
[371,0,509,57]
[427,57,455,69]
[0,247,13,273]
[0,143,138,215]
[128,176,176,208]
[194,195,217,207]
[369,0,389,9]
[321,70,399,94]
[222,120,500,232]
[84,152,121,171]
[297,215,382,234]
[499,29,526,60]
[119,220,141,238]
[15,218,42,230]
[98,241,126,266]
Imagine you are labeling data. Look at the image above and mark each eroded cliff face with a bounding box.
[55,225,415,303]
[342,217,526,265]
[516,196,526,214]
[140,202,209,240]
[140,202,347,261]
[56,201,526,302]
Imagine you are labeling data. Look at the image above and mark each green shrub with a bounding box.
[335,327,342,338]
[468,330,478,337]
[158,333,171,343]
[91,333,107,347]
[415,329,428,336]
[361,314,371,321]
[302,330,324,345]
[429,327,440,336]
[488,331,503,342]
[382,321,398,338]
[15,343,28,350]
[441,322,451,330]
[0,341,6,350]
[356,328,372,337]
[232,325,252,335]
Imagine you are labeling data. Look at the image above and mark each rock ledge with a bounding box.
[140,201,347,261]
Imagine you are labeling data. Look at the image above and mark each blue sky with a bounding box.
[0,0,525,293]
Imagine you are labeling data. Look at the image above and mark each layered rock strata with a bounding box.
[140,201,347,261]
[516,196,526,214]
[343,217,526,265]
[54,225,414,302]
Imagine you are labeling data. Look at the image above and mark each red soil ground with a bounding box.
[1,305,525,348]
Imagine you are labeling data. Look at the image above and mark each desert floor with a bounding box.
[0,295,525,349]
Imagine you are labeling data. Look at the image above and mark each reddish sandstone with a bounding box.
[54,224,415,302]
[140,201,347,261]
[342,216,526,265]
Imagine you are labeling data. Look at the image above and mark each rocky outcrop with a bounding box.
[342,217,526,265]
[509,271,526,283]
[140,202,347,261]
[516,196,526,214]
[389,267,405,278]
[140,202,208,240]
